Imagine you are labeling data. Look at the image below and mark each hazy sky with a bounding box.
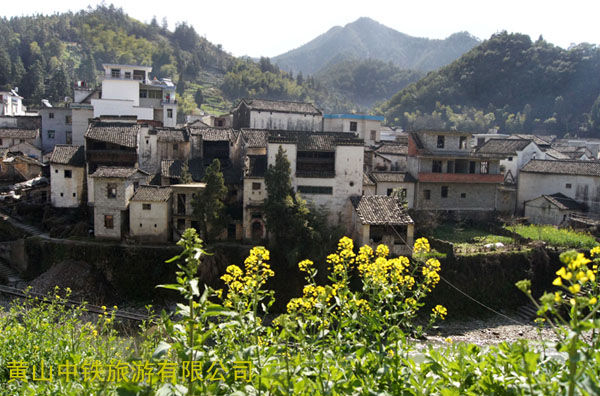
[3,0,599,57]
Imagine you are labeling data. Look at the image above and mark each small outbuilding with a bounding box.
[524,192,586,226]
[349,195,415,257]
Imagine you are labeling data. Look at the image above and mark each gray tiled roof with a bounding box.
[188,127,233,141]
[157,128,188,143]
[351,195,414,225]
[268,131,363,149]
[161,158,242,184]
[242,129,268,148]
[476,139,532,155]
[131,185,172,202]
[50,145,85,166]
[375,143,408,155]
[543,148,571,160]
[91,166,149,178]
[542,193,585,211]
[84,122,139,148]
[370,172,416,183]
[521,159,600,177]
[508,134,554,146]
[0,128,38,139]
[240,98,322,115]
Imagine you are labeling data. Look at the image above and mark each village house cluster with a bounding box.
[1,64,600,253]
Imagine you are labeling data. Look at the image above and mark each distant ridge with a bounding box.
[272,17,480,75]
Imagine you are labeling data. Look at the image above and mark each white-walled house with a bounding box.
[232,99,323,131]
[268,131,364,226]
[0,90,25,116]
[91,64,177,127]
[475,138,543,184]
[91,167,149,239]
[171,183,206,241]
[517,160,600,214]
[323,114,383,146]
[129,185,172,243]
[50,145,85,208]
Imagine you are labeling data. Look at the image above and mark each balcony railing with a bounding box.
[161,99,177,105]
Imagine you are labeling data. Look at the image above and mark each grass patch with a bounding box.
[432,223,512,245]
[507,224,598,249]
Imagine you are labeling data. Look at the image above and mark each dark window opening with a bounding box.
[566,183,572,189]
[111,69,121,78]
[432,160,442,173]
[350,121,357,132]
[104,215,114,229]
[143,203,151,210]
[441,186,448,198]
[177,218,185,230]
[252,182,261,190]
[107,184,117,198]
[297,186,333,195]
[469,161,476,174]
[459,136,467,149]
[437,135,445,148]
[64,170,72,178]
[424,189,431,200]
[296,150,335,177]
[177,194,186,215]
[387,188,394,196]
[461,193,466,198]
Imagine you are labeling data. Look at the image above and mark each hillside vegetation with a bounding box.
[0,5,354,114]
[378,32,600,136]
[273,17,480,75]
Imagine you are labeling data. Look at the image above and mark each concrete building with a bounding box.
[0,90,25,116]
[517,160,600,214]
[91,64,177,127]
[524,193,586,226]
[129,185,172,243]
[349,195,415,257]
[407,130,504,214]
[475,138,543,185]
[232,99,322,131]
[71,83,99,147]
[323,114,383,146]
[90,167,149,239]
[39,106,72,152]
[49,145,85,208]
[171,183,206,241]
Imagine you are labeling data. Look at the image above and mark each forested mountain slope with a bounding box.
[378,32,600,136]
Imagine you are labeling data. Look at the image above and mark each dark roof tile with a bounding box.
[476,139,532,155]
[91,166,149,178]
[131,185,172,202]
[351,195,414,225]
[84,122,139,148]
[50,145,85,166]
[370,172,416,183]
[0,128,38,139]
[239,98,322,115]
[521,159,600,177]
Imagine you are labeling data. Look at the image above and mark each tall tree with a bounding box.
[192,159,228,241]
[264,145,313,266]
[22,60,45,105]
[47,65,71,102]
[180,160,193,184]
[194,88,204,109]
[591,93,600,133]
[0,49,12,88]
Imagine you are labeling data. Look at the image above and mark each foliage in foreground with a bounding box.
[1,230,599,395]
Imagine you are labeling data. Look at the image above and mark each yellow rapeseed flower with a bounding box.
[589,297,597,305]
[554,292,562,303]
[552,277,563,286]
[568,284,581,294]
[298,259,314,272]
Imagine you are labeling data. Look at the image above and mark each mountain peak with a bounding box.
[272,18,479,75]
